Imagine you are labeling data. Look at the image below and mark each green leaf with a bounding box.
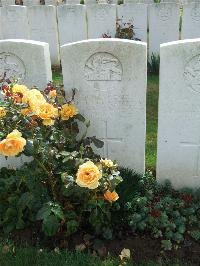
[51,204,64,220]
[36,205,51,221]
[91,137,104,148]
[67,220,79,236]
[42,215,60,236]
[76,114,85,123]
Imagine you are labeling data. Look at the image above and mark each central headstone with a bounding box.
[87,4,117,38]
[157,39,200,189]
[149,3,180,56]
[61,39,146,173]
[57,4,87,46]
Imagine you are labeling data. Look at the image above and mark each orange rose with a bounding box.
[37,102,58,126]
[0,129,26,157]
[60,104,78,121]
[76,161,101,189]
[49,90,57,98]
[104,190,119,203]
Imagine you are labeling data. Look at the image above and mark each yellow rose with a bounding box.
[27,89,46,112]
[37,102,58,126]
[104,190,119,203]
[76,161,101,189]
[100,158,116,168]
[60,104,78,121]
[0,129,26,157]
[0,107,6,118]
[12,84,29,103]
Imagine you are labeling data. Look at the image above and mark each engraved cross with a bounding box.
[180,139,200,178]
[100,121,122,158]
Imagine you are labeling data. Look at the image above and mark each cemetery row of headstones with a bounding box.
[0,38,200,190]
[1,3,200,65]
[1,0,200,6]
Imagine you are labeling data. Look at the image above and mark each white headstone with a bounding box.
[149,3,180,56]
[87,4,117,38]
[124,0,153,3]
[117,3,148,42]
[61,39,147,173]
[157,39,200,189]
[57,4,87,46]
[66,0,80,3]
[182,3,200,40]
[0,39,52,88]
[28,5,60,66]
[45,0,57,5]
[1,0,15,6]
[23,0,41,5]
[0,6,30,39]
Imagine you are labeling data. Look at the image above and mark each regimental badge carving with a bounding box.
[184,55,200,93]
[191,6,200,22]
[159,6,172,21]
[0,53,26,82]
[85,52,122,81]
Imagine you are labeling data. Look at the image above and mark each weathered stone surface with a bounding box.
[87,4,117,38]
[66,0,80,3]
[61,39,147,173]
[0,39,52,88]
[28,5,60,66]
[157,39,200,189]
[149,3,180,56]
[117,3,148,42]
[0,6,30,39]
[1,0,15,6]
[57,4,87,45]
[182,3,200,40]
[23,0,40,5]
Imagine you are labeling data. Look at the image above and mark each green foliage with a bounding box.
[114,171,200,249]
[0,82,122,239]
[148,54,160,75]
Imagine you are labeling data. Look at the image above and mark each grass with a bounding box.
[52,70,159,171]
[0,244,189,266]
[146,75,159,170]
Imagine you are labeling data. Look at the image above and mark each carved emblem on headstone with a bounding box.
[0,53,26,82]
[85,52,122,81]
[184,55,200,93]
[159,6,172,21]
[191,6,200,22]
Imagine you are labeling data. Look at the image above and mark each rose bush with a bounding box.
[0,80,122,239]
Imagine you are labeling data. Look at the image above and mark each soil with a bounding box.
[3,228,199,265]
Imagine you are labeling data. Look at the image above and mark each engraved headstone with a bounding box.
[28,5,60,66]
[117,3,148,42]
[57,4,87,46]
[157,39,200,189]
[149,3,180,56]
[182,3,200,40]
[0,40,52,169]
[0,6,30,39]
[0,39,52,88]
[87,3,117,38]
[61,39,147,172]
